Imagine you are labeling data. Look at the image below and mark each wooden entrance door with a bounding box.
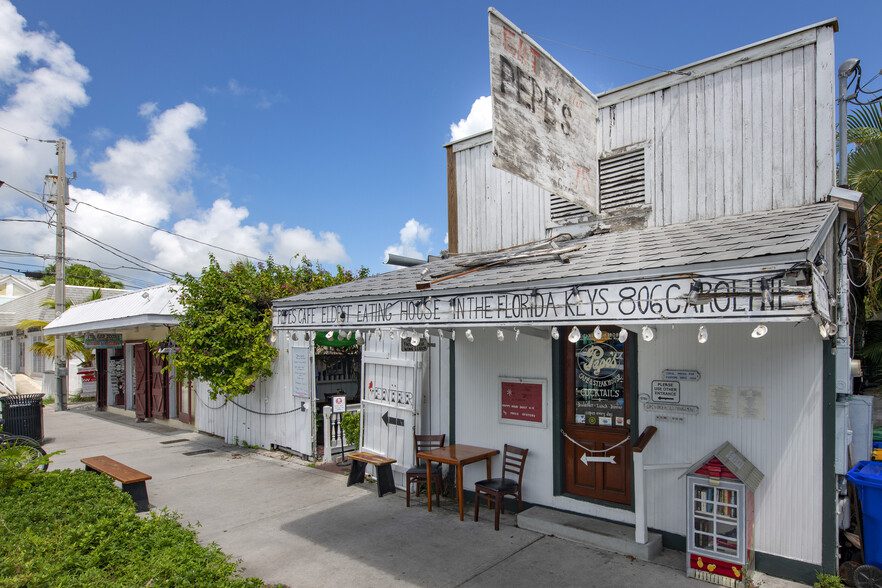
[149,353,167,419]
[176,380,194,424]
[134,343,149,419]
[563,326,634,505]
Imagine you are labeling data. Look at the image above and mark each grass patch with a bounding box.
[0,465,262,587]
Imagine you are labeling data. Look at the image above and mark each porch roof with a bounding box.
[278,203,836,306]
[42,284,181,336]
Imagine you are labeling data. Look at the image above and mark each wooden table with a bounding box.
[418,444,499,521]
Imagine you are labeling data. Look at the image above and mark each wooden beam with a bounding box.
[446,145,459,255]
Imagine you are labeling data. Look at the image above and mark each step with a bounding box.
[517,506,663,561]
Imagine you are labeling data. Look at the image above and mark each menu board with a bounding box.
[575,336,625,427]
[291,347,310,398]
[500,380,544,424]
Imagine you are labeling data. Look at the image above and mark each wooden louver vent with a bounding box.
[599,148,645,211]
[549,194,592,223]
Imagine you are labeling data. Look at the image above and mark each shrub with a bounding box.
[0,466,262,587]
[340,411,360,447]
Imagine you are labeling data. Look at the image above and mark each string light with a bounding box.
[568,326,581,343]
[270,332,277,344]
[355,330,364,345]
[389,330,396,340]
[514,327,520,341]
[305,332,312,342]
[465,329,474,342]
[618,328,628,343]
[551,326,560,340]
[424,328,430,340]
[497,329,505,342]
[292,331,299,341]
[641,326,656,342]
[451,329,456,341]
[593,325,603,340]
[410,334,420,346]
[751,324,768,339]
[697,325,708,344]
[399,330,408,340]
[327,330,335,339]
[688,281,703,306]
[760,278,772,309]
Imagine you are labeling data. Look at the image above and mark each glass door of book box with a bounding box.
[687,477,745,563]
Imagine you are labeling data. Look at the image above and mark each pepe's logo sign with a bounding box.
[577,343,622,380]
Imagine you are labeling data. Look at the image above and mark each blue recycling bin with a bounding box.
[848,461,882,567]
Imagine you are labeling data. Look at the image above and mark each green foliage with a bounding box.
[0,466,261,587]
[340,411,360,446]
[813,571,843,588]
[0,445,53,491]
[171,255,367,400]
[41,263,124,289]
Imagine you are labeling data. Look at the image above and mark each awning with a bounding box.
[42,284,181,336]
[273,204,838,330]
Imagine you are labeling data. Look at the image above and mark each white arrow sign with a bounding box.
[580,452,616,465]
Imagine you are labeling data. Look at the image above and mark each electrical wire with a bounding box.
[64,225,175,279]
[527,33,692,77]
[69,198,264,262]
[0,125,55,143]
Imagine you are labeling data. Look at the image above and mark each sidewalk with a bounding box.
[43,407,805,587]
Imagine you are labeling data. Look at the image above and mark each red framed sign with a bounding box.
[499,377,547,428]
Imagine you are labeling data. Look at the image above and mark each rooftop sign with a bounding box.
[489,8,599,212]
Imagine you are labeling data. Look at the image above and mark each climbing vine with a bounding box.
[170,255,366,399]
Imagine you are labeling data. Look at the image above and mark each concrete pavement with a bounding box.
[43,407,804,587]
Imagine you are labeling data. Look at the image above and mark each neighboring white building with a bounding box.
[0,274,41,305]
[0,285,127,395]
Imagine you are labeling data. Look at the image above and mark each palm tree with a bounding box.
[16,290,102,364]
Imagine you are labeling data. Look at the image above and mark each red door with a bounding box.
[176,380,194,424]
[563,326,634,505]
[134,343,149,420]
[149,353,167,419]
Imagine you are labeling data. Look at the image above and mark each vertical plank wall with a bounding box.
[453,323,823,564]
[598,43,826,227]
[451,30,834,254]
[637,322,823,564]
[454,133,550,254]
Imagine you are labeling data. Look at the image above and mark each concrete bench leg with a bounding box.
[347,460,367,487]
[122,481,150,513]
[376,464,396,497]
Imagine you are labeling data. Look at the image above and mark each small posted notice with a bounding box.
[738,388,766,420]
[709,385,733,417]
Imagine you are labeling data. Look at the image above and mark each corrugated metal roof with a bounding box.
[42,284,181,335]
[0,285,129,329]
[276,203,837,307]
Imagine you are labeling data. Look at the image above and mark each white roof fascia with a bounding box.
[597,18,839,107]
[42,314,179,336]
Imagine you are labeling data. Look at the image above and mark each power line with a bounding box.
[527,33,692,77]
[0,125,56,143]
[70,198,264,262]
[64,225,175,279]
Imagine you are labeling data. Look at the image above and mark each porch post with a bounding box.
[634,450,647,544]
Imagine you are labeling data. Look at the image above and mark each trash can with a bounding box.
[0,394,45,443]
[848,461,882,567]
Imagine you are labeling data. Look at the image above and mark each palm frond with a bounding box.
[17,319,48,331]
[849,139,882,205]
[848,103,882,145]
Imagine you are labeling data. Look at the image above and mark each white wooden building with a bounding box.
[272,16,859,584]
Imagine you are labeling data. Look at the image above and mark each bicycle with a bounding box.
[0,424,48,472]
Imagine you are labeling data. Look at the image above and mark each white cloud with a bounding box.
[137,101,158,118]
[449,95,492,141]
[205,78,285,110]
[0,4,348,286]
[384,219,432,260]
[0,0,90,207]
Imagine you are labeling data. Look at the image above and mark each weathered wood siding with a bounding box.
[451,24,836,253]
[453,133,550,254]
[598,42,831,227]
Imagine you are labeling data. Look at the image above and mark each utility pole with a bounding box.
[54,139,67,411]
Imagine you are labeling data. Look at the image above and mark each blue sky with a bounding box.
[1,1,880,286]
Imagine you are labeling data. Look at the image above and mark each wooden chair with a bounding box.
[406,433,445,507]
[473,444,528,530]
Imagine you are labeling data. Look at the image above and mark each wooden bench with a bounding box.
[82,456,152,512]
[347,451,397,497]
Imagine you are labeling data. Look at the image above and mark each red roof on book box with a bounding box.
[679,442,764,492]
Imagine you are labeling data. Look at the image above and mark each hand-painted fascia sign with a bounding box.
[83,332,123,349]
[273,273,813,329]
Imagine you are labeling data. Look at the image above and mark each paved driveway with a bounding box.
[43,407,802,587]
